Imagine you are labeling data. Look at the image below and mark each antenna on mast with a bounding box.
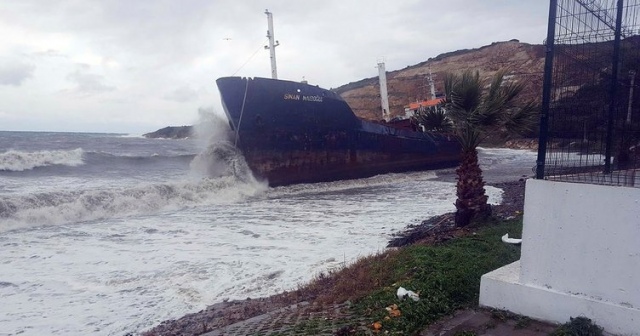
[264,9,280,79]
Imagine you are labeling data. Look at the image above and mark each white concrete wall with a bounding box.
[520,180,640,309]
[481,261,640,335]
[481,179,640,335]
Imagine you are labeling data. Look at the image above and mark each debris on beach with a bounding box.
[501,233,522,244]
[397,286,420,301]
[385,304,402,317]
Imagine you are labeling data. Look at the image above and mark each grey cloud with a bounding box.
[0,61,35,86]
[32,49,68,58]
[1,0,266,67]
[164,86,198,103]
[66,67,115,96]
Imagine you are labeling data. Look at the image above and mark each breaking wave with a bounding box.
[0,139,267,232]
[189,141,260,184]
[266,170,439,199]
[0,177,267,232]
[0,148,85,172]
[84,152,196,165]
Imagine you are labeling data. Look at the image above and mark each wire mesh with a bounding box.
[540,0,640,187]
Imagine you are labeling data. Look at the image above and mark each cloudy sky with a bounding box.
[0,0,550,134]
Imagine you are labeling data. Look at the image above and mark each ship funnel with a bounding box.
[377,61,391,121]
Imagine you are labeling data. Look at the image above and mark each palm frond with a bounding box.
[486,70,506,102]
[413,106,453,133]
[442,69,538,149]
[454,71,482,113]
[502,101,539,136]
[456,125,482,150]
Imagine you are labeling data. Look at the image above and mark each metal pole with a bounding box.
[264,9,279,79]
[627,70,636,124]
[604,0,624,174]
[536,0,558,179]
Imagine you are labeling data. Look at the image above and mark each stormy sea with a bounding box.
[0,128,538,336]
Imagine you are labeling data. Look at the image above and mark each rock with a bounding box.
[143,126,193,139]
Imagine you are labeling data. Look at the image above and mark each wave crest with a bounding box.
[0,148,85,171]
[0,177,267,232]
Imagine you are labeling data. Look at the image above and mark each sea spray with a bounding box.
[189,107,264,185]
[192,107,233,148]
[189,141,262,184]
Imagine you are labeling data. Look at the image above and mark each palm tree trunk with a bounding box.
[455,148,491,227]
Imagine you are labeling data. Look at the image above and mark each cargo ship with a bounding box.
[214,10,460,186]
[216,76,461,186]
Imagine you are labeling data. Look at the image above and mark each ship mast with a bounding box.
[264,9,280,79]
[377,61,391,121]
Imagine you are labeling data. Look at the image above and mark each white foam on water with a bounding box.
[0,177,267,233]
[0,148,85,171]
[0,173,503,336]
[0,138,537,336]
[546,150,606,166]
[0,138,267,233]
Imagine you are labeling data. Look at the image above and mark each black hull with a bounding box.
[216,76,461,186]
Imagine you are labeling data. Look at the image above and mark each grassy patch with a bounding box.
[351,219,522,334]
[293,218,523,335]
[551,316,604,336]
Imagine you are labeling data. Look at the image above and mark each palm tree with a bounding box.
[442,70,537,227]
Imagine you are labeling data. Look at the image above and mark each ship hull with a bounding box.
[216,76,461,186]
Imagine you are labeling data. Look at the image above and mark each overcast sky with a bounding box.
[0,0,550,134]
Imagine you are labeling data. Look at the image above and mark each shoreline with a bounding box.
[142,179,528,336]
[388,179,526,247]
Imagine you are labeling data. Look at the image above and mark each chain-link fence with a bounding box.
[536,0,640,187]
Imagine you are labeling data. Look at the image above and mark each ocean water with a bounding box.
[0,130,538,336]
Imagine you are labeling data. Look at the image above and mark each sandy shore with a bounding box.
[142,179,527,336]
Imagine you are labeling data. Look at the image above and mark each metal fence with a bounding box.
[536,0,640,187]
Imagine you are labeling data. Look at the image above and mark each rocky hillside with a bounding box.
[335,40,546,121]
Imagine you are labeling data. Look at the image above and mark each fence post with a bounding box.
[605,0,625,174]
[536,0,558,179]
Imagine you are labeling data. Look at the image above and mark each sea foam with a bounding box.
[0,176,267,232]
[0,148,85,171]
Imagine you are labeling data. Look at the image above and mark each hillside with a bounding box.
[335,40,546,121]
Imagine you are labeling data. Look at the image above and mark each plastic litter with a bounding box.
[501,233,522,244]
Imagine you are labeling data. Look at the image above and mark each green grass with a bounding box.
[289,218,523,335]
[550,316,604,336]
[349,219,523,334]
